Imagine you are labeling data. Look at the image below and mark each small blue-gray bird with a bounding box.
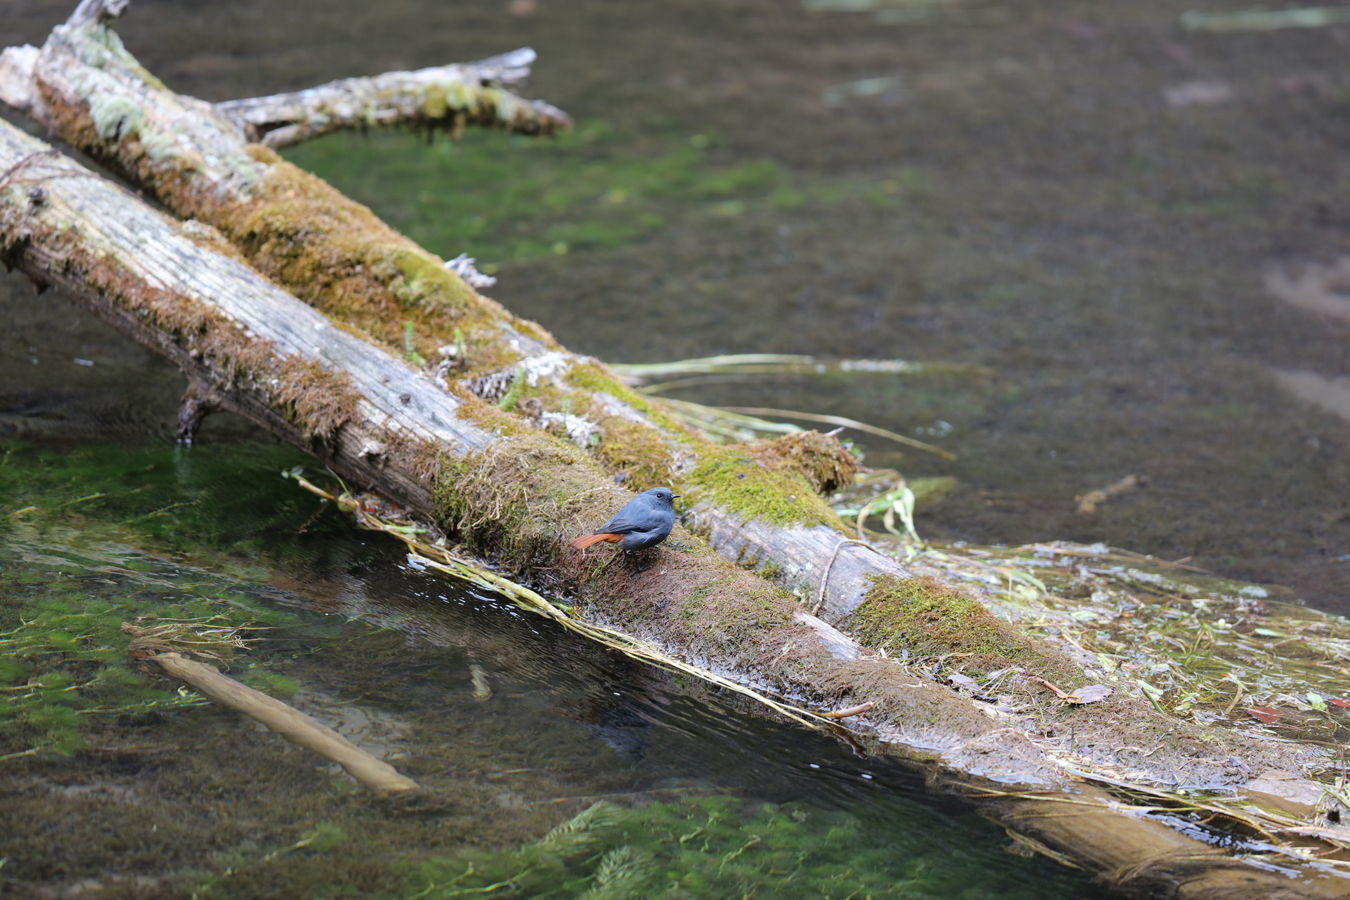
[571,487,678,551]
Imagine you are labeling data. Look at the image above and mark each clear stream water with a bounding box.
[0,441,1094,898]
[2,0,1348,896]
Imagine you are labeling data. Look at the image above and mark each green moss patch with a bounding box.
[845,575,1081,682]
[401,793,1087,900]
[682,445,843,530]
[565,362,655,416]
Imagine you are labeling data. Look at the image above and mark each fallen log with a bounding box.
[4,5,1350,896]
[0,0,913,626]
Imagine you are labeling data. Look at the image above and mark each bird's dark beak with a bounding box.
[672,494,681,499]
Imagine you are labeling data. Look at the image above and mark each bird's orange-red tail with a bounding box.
[571,532,622,549]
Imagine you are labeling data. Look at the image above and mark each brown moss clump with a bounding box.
[747,431,858,494]
[433,429,612,570]
[274,358,359,441]
[845,575,1081,682]
[216,157,556,375]
[447,389,530,438]
[224,160,475,352]
[588,415,677,492]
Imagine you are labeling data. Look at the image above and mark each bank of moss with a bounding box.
[588,415,678,492]
[845,575,1082,683]
[682,444,845,531]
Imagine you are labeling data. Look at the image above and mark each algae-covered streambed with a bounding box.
[0,438,1096,898]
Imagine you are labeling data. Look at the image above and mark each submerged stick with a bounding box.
[146,652,420,795]
[819,702,874,718]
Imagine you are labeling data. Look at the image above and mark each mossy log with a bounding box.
[4,5,1350,897]
[0,1,912,627]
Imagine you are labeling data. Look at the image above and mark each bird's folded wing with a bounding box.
[598,511,643,534]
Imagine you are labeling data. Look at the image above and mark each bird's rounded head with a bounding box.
[646,487,678,506]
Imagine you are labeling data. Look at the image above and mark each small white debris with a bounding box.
[444,253,497,288]
[1164,81,1234,108]
[822,76,906,108]
[520,351,574,387]
[540,410,599,448]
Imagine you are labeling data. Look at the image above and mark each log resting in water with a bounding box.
[0,0,909,628]
[3,5,1350,897]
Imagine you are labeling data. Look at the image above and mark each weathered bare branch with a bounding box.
[0,15,568,149]
[66,0,128,28]
[0,118,494,511]
[214,49,572,148]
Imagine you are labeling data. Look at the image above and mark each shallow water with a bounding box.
[0,439,1096,898]
[1,0,1348,894]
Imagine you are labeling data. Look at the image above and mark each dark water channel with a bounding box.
[2,0,1349,895]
